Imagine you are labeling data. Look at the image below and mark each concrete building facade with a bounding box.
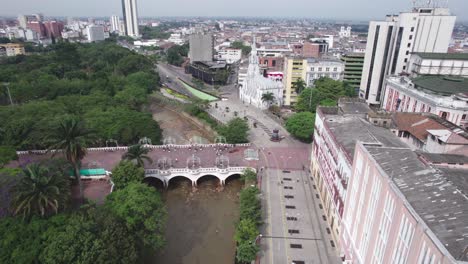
[121,0,139,37]
[409,53,468,77]
[341,53,365,94]
[283,57,307,106]
[110,15,120,33]
[0,43,26,56]
[360,7,456,105]
[341,141,468,263]
[189,33,214,62]
[87,25,105,42]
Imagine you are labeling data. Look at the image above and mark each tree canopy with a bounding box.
[285,112,316,142]
[111,161,145,190]
[218,117,249,144]
[295,77,355,113]
[230,41,252,56]
[0,41,162,150]
[105,183,167,251]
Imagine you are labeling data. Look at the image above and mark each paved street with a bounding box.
[259,168,340,264]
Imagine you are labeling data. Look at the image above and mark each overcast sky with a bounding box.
[1,0,468,21]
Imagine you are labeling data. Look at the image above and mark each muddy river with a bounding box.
[144,178,241,264]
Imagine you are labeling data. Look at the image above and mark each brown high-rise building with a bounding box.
[27,21,45,37]
[44,21,64,38]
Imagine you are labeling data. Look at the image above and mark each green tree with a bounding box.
[231,41,252,56]
[319,98,337,106]
[236,241,259,264]
[122,144,153,167]
[12,164,70,219]
[40,209,138,264]
[292,78,307,94]
[285,112,315,143]
[239,187,261,224]
[218,117,249,144]
[235,219,259,243]
[114,85,147,110]
[261,92,275,108]
[105,183,167,251]
[0,146,18,167]
[46,118,94,202]
[111,161,145,190]
[0,216,49,263]
[240,168,257,184]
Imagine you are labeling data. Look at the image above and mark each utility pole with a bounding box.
[2,82,13,106]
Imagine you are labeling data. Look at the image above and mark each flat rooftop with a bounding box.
[322,109,406,160]
[412,75,468,96]
[419,152,468,164]
[365,146,468,261]
[414,52,468,61]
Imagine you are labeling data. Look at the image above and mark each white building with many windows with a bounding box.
[360,5,456,105]
[306,58,344,86]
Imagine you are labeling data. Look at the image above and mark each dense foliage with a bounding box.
[235,185,261,263]
[231,41,252,56]
[0,165,167,263]
[105,183,167,251]
[166,44,189,66]
[0,41,162,150]
[111,160,145,190]
[218,117,250,144]
[295,77,355,113]
[0,146,17,167]
[285,111,316,142]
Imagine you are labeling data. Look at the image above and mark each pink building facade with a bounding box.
[383,76,468,129]
[311,107,353,246]
[341,142,466,263]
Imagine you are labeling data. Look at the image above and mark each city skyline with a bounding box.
[1,0,468,21]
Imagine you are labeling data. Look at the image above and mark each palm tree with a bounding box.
[12,164,70,219]
[122,144,153,167]
[261,92,276,108]
[46,118,93,202]
[292,78,307,94]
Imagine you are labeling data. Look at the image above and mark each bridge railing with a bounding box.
[144,166,254,177]
[16,143,252,156]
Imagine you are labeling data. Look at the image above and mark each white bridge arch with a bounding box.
[145,167,254,187]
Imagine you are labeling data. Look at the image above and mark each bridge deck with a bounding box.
[10,145,257,172]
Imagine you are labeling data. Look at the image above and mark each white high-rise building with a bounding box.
[121,0,140,38]
[110,15,120,33]
[17,15,27,28]
[360,5,456,105]
[339,26,352,38]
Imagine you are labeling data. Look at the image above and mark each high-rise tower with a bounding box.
[360,3,455,105]
[121,0,139,38]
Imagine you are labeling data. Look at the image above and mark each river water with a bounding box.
[146,177,242,264]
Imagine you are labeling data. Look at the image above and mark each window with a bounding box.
[391,215,414,264]
[404,58,408,63]
[318,67,322,71]
[411,27,415,32]
[409,35,413,40]
[326,67,330,72]
[406,51,409,55]
[373,192,395,264]
[403,66,406,70]
[310,67,314,72]
[407,43,411,48]
[333,67,337,71]
[462,114,467,120]
[272,60,276,67]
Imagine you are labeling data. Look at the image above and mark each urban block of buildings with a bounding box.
[311,99,468,263]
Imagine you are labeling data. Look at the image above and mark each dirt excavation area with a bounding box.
[151,104,214,144]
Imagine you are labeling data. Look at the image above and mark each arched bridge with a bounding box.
[145,166,254,188]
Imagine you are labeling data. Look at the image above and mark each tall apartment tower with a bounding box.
[110,15,120,33]
[17,15,27,28]
[121,0,139,38]
[360,5,456,105]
